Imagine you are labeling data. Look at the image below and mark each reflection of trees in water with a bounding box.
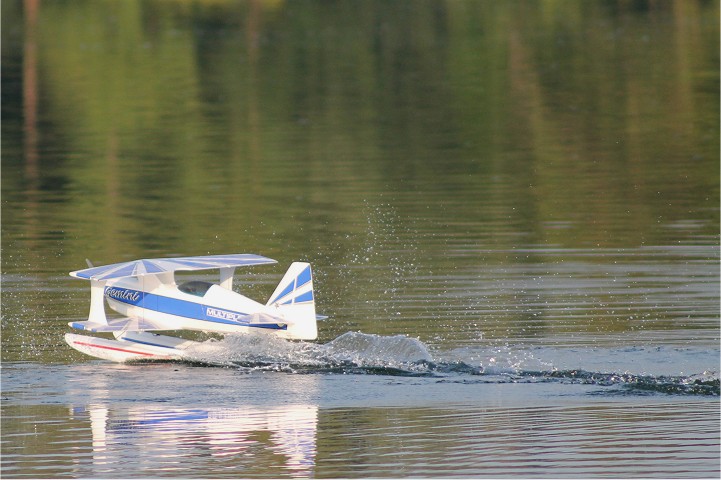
[4,0,716,257]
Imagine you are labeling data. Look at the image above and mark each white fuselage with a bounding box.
[104,276,289,336]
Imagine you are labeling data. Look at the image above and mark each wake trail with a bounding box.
[177,331,720,396]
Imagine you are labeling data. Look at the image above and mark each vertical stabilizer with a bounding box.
[266,262,318,340]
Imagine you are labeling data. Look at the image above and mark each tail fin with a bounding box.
[266,262,318,340]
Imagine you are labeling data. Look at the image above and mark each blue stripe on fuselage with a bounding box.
[105,287,284,330]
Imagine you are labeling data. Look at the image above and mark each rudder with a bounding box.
[266,262,318,340]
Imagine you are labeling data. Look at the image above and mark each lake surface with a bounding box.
[2,0,719,478]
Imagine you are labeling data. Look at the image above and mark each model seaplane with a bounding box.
[65,254,325,362]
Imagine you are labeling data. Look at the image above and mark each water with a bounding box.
[2,0,720,478]
[2,344,720,477]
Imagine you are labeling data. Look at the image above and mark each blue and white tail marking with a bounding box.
[266,262,318,340]
[267,263,313,305]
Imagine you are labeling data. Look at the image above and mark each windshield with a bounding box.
[177,281,213,297]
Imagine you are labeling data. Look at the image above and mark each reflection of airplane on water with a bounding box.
[64,254,326,362]
[77,404,318,476]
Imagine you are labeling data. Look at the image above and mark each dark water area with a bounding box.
[2,0,720,477]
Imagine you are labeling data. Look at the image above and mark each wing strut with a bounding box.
[88,280,108,324]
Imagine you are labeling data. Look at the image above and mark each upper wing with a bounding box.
[70,254,277,281]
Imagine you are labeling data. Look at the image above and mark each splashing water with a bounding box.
[322,331,432,366]
[180,332,719,395]
[184,331,433,374]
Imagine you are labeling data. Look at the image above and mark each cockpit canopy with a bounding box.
[178,280,213,297]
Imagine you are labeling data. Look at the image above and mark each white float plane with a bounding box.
[65,254,325,362]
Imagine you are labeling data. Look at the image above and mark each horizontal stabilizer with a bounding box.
[244,312,289,326]
[69,317,165,333]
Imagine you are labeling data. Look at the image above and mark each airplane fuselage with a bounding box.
[104,276,288,335]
